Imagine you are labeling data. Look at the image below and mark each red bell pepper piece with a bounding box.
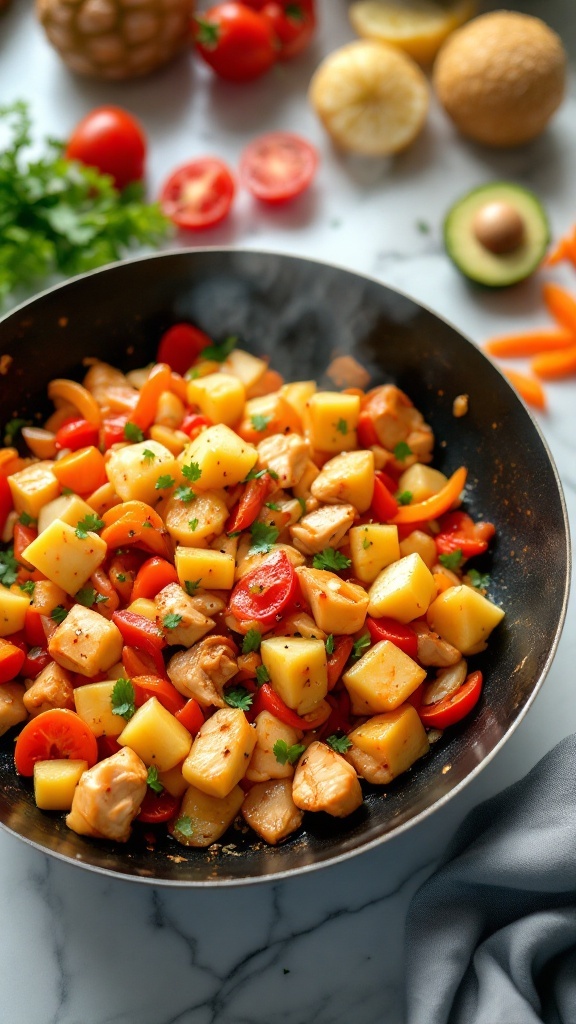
[407,682,424,711]
[251,683,328,731]
[228,550,299,629]
[326,636,354,691]
[435,511,495,560]
[357,410,379,449]
[13,521,37,564]
[180,412,212,439]
[131,557,179,602]
[122,644,167,680]
[366,616,418,659]
[137,788,180,824]
[112,610,167,658]
[0,476,13,535]
[319,689,352,740]
[175,698,205,735]
[370,475,399,522]
[21,646,51,680]
[132,674,186,716]
[156,323,213,376]
[24,607,47,648]
[97,735,122,759]
[101,414,129,450]
[418,670,483,729]
[0,638,26,683]
[55,418,99,451]
[226,474,273,534]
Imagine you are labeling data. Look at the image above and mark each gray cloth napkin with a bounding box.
[404,734,576,1024]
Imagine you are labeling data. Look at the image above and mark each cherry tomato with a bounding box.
[418,671,483,730]
[65,106,146,191]
[159,158,235,230]
[137,788,180,824]
[239,132,318,204]
[229,549,298,628]
[193,3,277,83]
[435,511,496,560]
[55,418,99,451]
[0,638,25,684]
[366,616,418,659]
[156,323,213,375]
[226,474,273,534]
[260,0,316,59]
[14,708,99,776]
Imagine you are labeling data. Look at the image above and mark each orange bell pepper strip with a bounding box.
[52,446,107,493]
[131,363,173,430]
[101,501,171,559]
[390,467,467,524]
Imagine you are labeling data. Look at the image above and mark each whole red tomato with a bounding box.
[193,2,277,82]
[260,1,316,59]
[65,107,147,191]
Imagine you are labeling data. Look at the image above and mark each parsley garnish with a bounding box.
[326,734,353,754]
[244,467,279,483]
[249,521,279,556]
[185,579,201,596]
[439,550,463,571]
[111,677,136,720]
[335,418,348,435]
[19,579,35,596]
[18,511,36,527]
[468,568,491,590]
[4,418,29,444]
[265,501,280,511]
[124,421,144,443]
[362,536,371,550]
[50,605,68,625]
[175,485,195,503]
[397,490,413,506]
[242,628,262,654]
[75,513,104,539]
[296,496,306,516]
[155,474,175,490]
[75,586,108,608]
[0,547,20,586]
[173,815,194,838]
[163,612,182,630]
[201,335,237,363]
[351,633,370,659]
[393,441,412,462]
[188,518,199,531]
[251,413,271,433]
[224,686,253,711]
[146,765,164,794]
[142,448,156,463]
[61,487,74,496]
[312,548,351,572]
[255,664,270,687]
[325,634,335,655]
[182,462,202,483]
[273,739,305,766]
[116,573,127,583]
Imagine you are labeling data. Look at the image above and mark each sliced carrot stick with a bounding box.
[484,328,576,358]
[502,369,547,411]
[531,344,576,380]
[542,236,573,267]
[542,283,576,333]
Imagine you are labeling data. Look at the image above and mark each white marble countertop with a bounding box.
[1,1,574,1021]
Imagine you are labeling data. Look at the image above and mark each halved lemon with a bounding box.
[349,0,477,65]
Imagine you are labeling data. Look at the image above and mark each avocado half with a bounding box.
[444,182,550,287]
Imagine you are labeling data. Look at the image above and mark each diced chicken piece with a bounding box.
[48,604,123,677]
[246,710,303,783]
[155,583,215,648]
[66,746,147,842]
[345,744,393,785]
[362,385,434,464]
[83,361,138,415]
[0,682,27,737]
[23,661,74,717]
[292,740,363,818]
[271,610,326,641]
[189,592,226,618]
[290,503,356,555]
[167,635,238,708]
[296,566,369,635]
[257,433,311,489]
[242,779,304,845]
[412,621,461,667]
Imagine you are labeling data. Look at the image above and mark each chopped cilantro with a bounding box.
[393,441,412,462]
[111,677,135,720]
[4,418,29,444]
[182,462,202,483]
[18,579,35,596]
[50,605,68,625]
[468,568,491,590]
[335,418,348,435]
[351,633,370,659]
[326,734,353,754]
[155,474,175,490]
[142,520,152,529]
[296,496,306,516]
[75,586,100,607]
[141,448,156,463]
[188,518,199,531]
[362,536,371,550]
[244,466,279,483]
[185,367,200,381]
[439,550,463,571]
[163,612,182,630]
[173,815,194,838]
[185,579,201,596]
[242,628,262,654]
[201,335,237,363]
[224,686,253,711]
[175,485,195,503]
[116,573,127,583]
[18,511,36,527]
[251,413,271,433]
[249,520,279,556]
[273,739,305,766]
[75,513,104,539]
[397,490,413,506]
[325,634,335,655]
[61,487,74,496]
[265,501,281,511]
[312,548,351,572]
[124,421,144,443]
[0,547,20,586]
[146,765,164,794]
[255,664,270,687]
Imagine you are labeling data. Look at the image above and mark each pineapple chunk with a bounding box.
[37,493,94,535]
[246,710,303,783]
[368,552,435,623]
[163,490,228,547]
[343,639,426,714]
[427,585,505,655]
[311,450,375,512]
[179,424,258,489]
[118,696,192,772]
[127,598,157,620]
[7,460,59,518]
[399,530,437,570]
[74,681,126,738]
[346,706,429,783]
[398,463,448,503]
[349,523,400,584]
[296,567,369,635]
[29,579,70,616]
[242,778,303,844]
[22,518,107,596]
[106,440,178,505]
[260,636,328,715]
[34,759,88,811]
[174,545,235,592]
[303,391,360,452]
[186,372,246,426]
[182,707,257,798]
[221,348,267,391]
[48,604,123,677]
[154,583,215,647]
[280,380,316,420]
[157,763,189,798]
[292,740,362,817]
[0,587,29,637]
[175,783,244,847]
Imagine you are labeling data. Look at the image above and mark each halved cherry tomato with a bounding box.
[101,414,129,450]
[239,132,318,204]
[259,0,316,60]
[229,550,298,629]
[157,323,213,376]
[194,3,277,82]
[14,708,99,776]
[54,418,99,451]
[132,675,186,716]
[435,511,496,560]
[122,644,167,681]
[418,671,483,729]
[226,474,272,534]
[0,475,13,534]
[160,159,235,231]
[21,646,51,680]
[366,616,418,659]
[370,475,399,522]
[0,638,25,683]
[326,636,354,691]
[65,106,146,191]
[251,683,327,730]
[137,788,180,824]
[112,610,167,657]
[131,557,179,602]
[175,698,205,735]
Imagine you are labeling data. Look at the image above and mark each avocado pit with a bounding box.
[472,201,526,255]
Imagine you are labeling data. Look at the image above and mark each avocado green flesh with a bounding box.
[444,183,550,287]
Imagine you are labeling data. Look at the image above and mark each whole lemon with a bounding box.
[433,11,566,147]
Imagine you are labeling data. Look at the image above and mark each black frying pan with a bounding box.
[0,250,569,885]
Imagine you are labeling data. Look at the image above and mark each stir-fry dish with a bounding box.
[0,327,505,848]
